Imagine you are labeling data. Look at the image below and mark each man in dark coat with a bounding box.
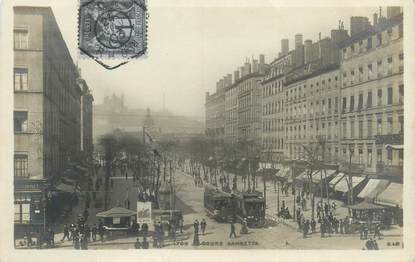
[61,224,70,241]
[200,219,207,235]
[229,222,237,238]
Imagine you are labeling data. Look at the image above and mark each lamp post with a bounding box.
[348,144,355,207]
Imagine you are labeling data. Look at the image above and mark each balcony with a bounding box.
[375,133,403,145]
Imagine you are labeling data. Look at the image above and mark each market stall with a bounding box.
[96,206,136,239]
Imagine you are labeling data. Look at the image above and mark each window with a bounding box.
[377,60,383,77]
[14,203,30,224]
[358,120,363,138]
[358,94,363,110]
[14,68,28,91]
[377,89,382,106]
[377,149,382,164]
[387,116,393,134]
[367,119,373,138]
[350,119,355,138]
[367,148,372,167]
[399,84,404,104]
[368,64,373,79]
[367,37,372,49]
[342,121,347,138]
[398,115,404,134]
[14,111,28,132]
[328,98,332,112]
[350,95,355,112]
[14,29,28,49]
[387,57,393,74]
[358,148,363,164]
[367,91,372,108]
[399,53,404,72]
[377,118,382,135]
[334,97,338,113]
[387,148,392,165]
[387,87,393,105]
[14,154,29,177]
[342,97,347,112]
[377,33,382,46]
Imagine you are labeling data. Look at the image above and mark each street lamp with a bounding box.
[348,143,355,206]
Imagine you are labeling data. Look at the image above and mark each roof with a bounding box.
[338,13,403,48]
[332,175,366,193]
[357,179,390,199]
[375,183,403,208]
[347,201,385,210]
[96,206,136,218]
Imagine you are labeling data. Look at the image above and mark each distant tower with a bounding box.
[143,108,155,130]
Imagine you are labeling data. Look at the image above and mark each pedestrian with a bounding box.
[91,224,97,242]
[359,223,364,240]
[61,224,70,241]
[73,233,80,250]
[303,220,309,238]
[310,219,316,233]
[229,222,237,238]
[134,237,141,249]
[320,221,325,238]
[200,219,207,235]
[339,219,344,234]
[85,224,91,242]
[373,224,381,240]
[363,224,369,240]
[83,208,89,222]
[142,223,149,237]
[193,219,199,234]
[98,221,105,242]
[373,240,379,250]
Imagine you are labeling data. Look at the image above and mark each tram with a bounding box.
[203,184,266,227]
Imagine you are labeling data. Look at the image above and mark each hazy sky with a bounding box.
[15,1,380,118]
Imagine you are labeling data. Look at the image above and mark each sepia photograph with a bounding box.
[1,0,414,260]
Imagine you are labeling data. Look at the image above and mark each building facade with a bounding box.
[338,10,403,175]
[14,7,90,237]
[261,52,291,162]
[205,82,226,143]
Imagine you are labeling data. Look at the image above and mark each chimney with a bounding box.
[252,59,259,73]
[295,34,303,49]
[244,62,251,75]
[227,74,233,85]
[281,39,289,55]
[234,70,240,81]
[373,13,378,25]
[240,66,244,77]
[259,54,265,65]
[304,39,313,64]
[386,7,401,19]
[350,16,371,36]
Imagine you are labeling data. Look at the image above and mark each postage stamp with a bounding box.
[78,0,147,61]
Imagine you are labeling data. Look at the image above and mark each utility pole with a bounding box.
[348,144,354,206]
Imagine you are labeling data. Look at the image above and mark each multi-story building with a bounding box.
[261,46,291,162]
[205,80,226,143]
[232,55,268,150]
[338,8,403,176]
[225,73,238,144]
[14,7,89,237]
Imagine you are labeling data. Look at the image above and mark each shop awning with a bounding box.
[313,169,338,183]
[96,206,136,218]
[333,176,365,193]
[375,182,403,208]
[357,179,390,199]
[329,172,346,187]
[275,168,290,181]
[347,201,386,210]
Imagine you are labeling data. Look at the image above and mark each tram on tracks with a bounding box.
[203,184,266,227]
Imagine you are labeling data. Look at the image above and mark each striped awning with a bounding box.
[333,176,365,193]
[357,179,390,199]
[375,182,402,207]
